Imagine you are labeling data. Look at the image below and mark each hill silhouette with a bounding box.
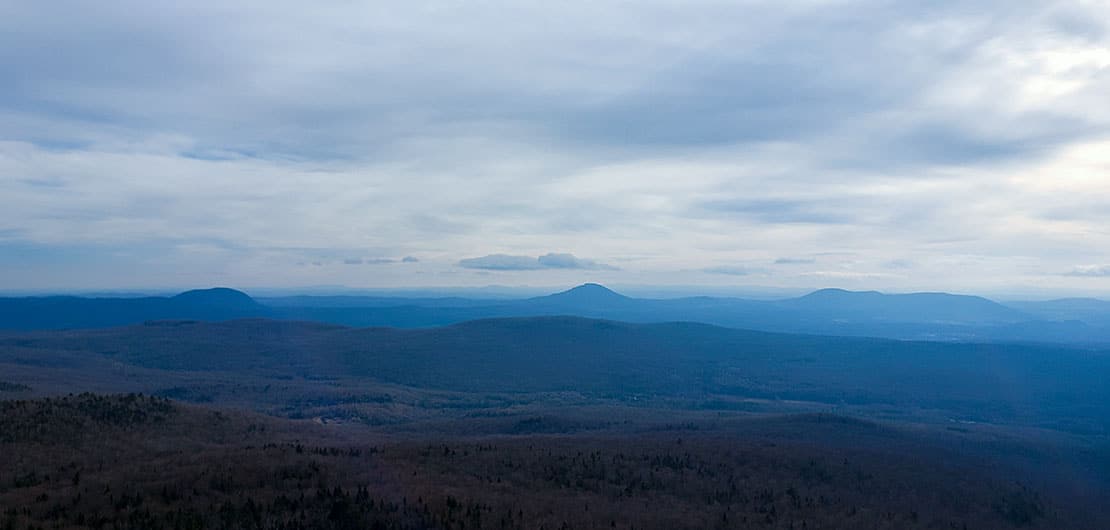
[0,288,268,330]
[5,315,1110,528]
[172,287,258,306]
[535,282,628,302]
[261,284,1110,343]
[783,288,1031,324]
[7,284,1110,344]
[524,283,634,311]
[6,315,1110,433]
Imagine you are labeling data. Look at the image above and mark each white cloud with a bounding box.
[2,1,1110,294]
[459,253,617,271]
[1066,265,1110,278]
[703,266,754,276]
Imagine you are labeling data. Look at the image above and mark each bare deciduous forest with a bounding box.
[0,394,1102,529]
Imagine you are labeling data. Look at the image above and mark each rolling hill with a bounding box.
[5,316,1110,433]
[6,284,1110,345]
[0,287,270,329]
[5,394,1095,529]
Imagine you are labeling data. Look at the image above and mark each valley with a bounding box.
[4,286,1110,528]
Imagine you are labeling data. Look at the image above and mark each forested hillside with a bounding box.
[1,394,1087,530]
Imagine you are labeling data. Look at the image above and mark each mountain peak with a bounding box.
[785,288,1027,324]
[801,288,882,299]
[534,283,631,306]
[172,288,258,307]
[557,283,626,298]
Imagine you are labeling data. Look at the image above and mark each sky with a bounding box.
[2,1,1110,297]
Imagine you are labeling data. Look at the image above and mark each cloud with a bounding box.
[343,257,407,265]
[1065,265,1110,277]
[774,257,816,265]
[885,259,914,270]
[5,1,1105,166]
[536,253,617,270]
[3,1,1110,294]
[699,199,854,225]
[457,254,544,271]
[703,266,753,276]
[458,253,616,271]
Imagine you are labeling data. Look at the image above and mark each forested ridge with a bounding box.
[0,394,1086,529]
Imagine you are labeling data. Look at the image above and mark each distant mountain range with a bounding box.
[263,284,1110,344]
[3,283,1110,344]
[5,315,1109,433]
[0,288,268,330]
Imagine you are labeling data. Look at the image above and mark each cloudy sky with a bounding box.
[2,1,1110,296]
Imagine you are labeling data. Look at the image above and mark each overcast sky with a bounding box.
[2,1,1110,296]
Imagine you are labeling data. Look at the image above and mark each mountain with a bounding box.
[519,283,635,313]
[171,287,257,306]
[257,283,1110,344]
[0,288,269,330]
[7,315,1110,434]
[1007,298,1110,326]
[530,282,630,305]
[6,315,1110,527]
[7,284,1110,344]
[779,288,1032,324]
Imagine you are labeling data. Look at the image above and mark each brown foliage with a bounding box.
[0,395,1092,530]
